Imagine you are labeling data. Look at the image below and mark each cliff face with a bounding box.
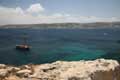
[0,59,120,80]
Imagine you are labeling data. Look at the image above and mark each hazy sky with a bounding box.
[0,0,120,25]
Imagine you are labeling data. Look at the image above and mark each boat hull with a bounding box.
[16,45,30,51]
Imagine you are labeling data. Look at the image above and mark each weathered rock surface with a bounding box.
[0,64,6,69]
[0,69,8,78]
[16,69,32,77]
[0,59,120,80]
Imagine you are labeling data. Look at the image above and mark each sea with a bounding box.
[0,28,120,65]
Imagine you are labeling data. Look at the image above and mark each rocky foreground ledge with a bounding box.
[0,59,120,80]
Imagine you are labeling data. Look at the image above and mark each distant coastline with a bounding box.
[0,22,120,29]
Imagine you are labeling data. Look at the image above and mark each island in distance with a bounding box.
[0,22,120,29]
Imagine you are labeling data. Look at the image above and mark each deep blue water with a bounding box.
[0,28,120,65]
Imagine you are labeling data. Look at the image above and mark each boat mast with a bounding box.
[23,33,28,45]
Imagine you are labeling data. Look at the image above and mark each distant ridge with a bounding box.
[0,22,120,29]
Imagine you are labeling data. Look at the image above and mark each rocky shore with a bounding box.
[0,59,120,80]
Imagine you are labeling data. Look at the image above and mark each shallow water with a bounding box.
[0,28,120,65]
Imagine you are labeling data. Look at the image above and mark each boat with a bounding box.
[16,33,30,51]
[16,45,30,50]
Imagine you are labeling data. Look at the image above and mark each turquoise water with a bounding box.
[0,28,120,65]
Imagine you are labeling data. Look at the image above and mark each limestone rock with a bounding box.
[20,65,32,70]
[0,59,120,80]
[0,64,6,69]
[16,69,32,77]
[7,67,20,72]
[30,59,120,80]
[0,69,8,78]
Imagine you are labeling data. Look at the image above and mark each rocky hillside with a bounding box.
[0,59,120,80]
[0,22,120,29]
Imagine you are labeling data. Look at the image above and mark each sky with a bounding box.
[0,0,120,25]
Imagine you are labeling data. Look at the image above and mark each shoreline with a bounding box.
[0,59,120,80]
